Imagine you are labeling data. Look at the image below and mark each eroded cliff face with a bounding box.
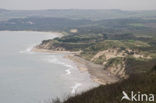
[87,48,151,78]
[104,58,127,78]
[36,40,53,49]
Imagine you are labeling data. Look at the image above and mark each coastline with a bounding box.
[31,30,119,85]
[32,47,119,85]
[32,47,79,54]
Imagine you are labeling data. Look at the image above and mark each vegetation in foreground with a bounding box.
[51,61,156,103]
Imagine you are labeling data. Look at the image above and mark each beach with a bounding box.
[32,47,119,85]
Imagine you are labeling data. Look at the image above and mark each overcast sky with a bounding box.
[0,0,156,10]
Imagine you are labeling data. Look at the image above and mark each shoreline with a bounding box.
[32,47,119,85]
[65,54,119,85]
[30,30,119,85]
[32,47,79,54]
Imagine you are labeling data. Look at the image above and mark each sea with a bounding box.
[0,31,98,103]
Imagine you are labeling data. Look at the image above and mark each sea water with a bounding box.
[0,31,98,103]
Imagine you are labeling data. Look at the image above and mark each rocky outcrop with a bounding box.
[104,58,127,78]
[36,40,53,49]
[36,40,66,51]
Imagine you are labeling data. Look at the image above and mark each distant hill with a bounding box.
[0,9,156,21]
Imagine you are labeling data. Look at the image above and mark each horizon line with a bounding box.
[1,8,156,11]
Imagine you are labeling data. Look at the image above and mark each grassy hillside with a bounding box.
[39,30,156,65]
[1,17,156,37]
[32,17,156,103]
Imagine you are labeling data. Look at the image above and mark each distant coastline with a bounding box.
[0,30,64,36]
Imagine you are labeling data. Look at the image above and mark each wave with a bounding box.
[65,69,71,75]
[71,83,82,94]
[19,44,36,54]
[45,55,74,75]
[45,56,83,94]
[46,56,74,68]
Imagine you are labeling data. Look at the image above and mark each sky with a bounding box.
[0,0,156,10]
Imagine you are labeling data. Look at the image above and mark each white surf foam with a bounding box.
[45,55,74,75]
[65,69,71,75]
[19,44,36,54]
[71,83,82,94]
[46,56,74,69]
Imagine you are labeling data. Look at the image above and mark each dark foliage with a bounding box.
[63,64,156,103]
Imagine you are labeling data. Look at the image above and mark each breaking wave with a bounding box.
[45,55,74,75]
[71,83,82,94]
[65,69,71,75]
[19,44,36,54]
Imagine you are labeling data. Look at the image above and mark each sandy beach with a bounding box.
[65,54,119,85]
[32,47,79,54]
